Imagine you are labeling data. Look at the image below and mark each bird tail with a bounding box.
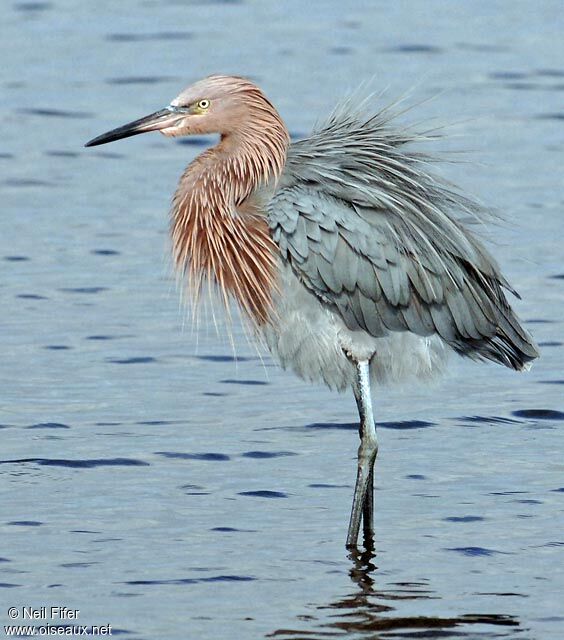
[453,304,539,371]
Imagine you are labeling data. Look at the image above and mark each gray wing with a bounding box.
[268,105,538,370]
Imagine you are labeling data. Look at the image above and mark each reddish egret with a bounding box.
[85,75,539,549]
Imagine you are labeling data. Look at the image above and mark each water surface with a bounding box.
[1,1,563,638]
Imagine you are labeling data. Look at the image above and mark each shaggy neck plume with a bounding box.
[171,105,290,327]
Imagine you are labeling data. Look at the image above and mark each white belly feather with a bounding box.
[262,262,449,392]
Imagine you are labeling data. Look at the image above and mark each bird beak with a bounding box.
[84,107,186,147]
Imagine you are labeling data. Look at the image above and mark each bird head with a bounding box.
[85,75,279,146]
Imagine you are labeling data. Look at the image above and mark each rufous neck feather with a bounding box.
[171,112,289,327]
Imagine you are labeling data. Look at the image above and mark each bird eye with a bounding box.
[197,99,210,110]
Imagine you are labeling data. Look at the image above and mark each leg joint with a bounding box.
[358,436,378,462]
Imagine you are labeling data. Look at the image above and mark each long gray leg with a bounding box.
[363,469,374,545]
[346,359,378,549]
[354,387,374,544]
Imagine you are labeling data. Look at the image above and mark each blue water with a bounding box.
[1,1,563,638]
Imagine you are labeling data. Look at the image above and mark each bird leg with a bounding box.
[346,359,378,549]
[355,389,375,545]
[363,468,375,547]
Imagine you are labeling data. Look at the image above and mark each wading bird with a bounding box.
[85,75,538,549]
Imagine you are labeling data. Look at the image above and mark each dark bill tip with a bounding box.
[85,126,141,148]
[84,108,179,148]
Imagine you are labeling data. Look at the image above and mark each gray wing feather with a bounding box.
[290,216,309,261]
[268,99,539,370]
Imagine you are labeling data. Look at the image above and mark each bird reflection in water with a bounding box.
[268,547,520,638]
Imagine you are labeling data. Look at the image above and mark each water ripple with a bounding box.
[18,108,92,119]
[13,2,51,11]
[106,32,193,42]
[446,547,508,557]
[108,357,157,364]
[238,490,288,499]
[157,451,230,461]
[512,409,564,420]
[195,354,255,362]
[379,420,436,430]
[220,378,268,385]
[386,44,443,54]
[106,76,177,85]
[241,451,297,459]
[59,287,107,294]
[123,575,254,586]
[458,415,521,425]
[26,422,70,429]
[0,458,149,468]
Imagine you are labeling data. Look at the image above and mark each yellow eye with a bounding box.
[197,99,210,110]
